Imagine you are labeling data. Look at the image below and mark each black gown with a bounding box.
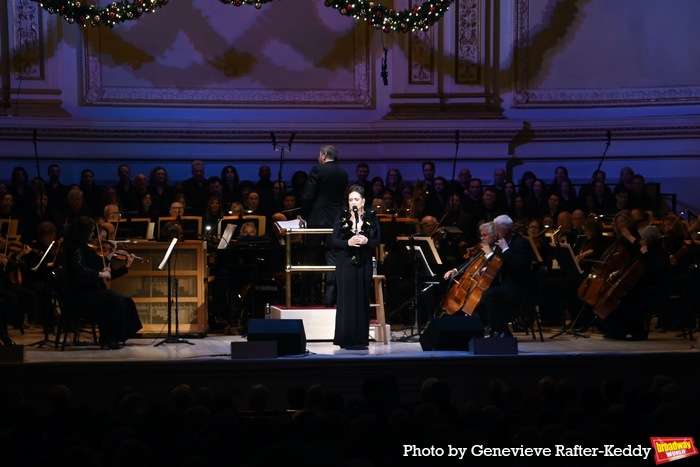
[331,209,381,348]
[63,241,143,345]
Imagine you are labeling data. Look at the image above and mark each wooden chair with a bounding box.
[51,268,100,350]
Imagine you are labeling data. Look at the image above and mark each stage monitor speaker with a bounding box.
[247,319,307,356]
[0,344,25,363]
[420,316,483,351]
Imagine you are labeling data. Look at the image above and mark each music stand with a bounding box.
[154,237,194,346]
[27,241,57,347]
[551,243,583,275]
[549,244,589,339]
[395,235,442,340]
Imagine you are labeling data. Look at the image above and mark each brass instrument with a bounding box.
[408,179,429,219]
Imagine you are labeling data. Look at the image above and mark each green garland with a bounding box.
[36,0,454,32]
[36,0,170,27]
[324,1,454,33]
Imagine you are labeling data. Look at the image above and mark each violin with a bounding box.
[113,249,147,263]
[0,237,24,254]
[88,242,146,263]
[1,237,29,285]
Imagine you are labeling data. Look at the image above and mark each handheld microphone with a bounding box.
[352,206,359,234]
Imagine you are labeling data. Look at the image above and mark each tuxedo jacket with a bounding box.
[302,161,349,228]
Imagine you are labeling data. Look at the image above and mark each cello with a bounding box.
[577,212,637,307]
[440,249,487,315]
[592,252,646,318]
[461,252,503,316]
[577,237,630,306]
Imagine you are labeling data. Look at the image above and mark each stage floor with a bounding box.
[9,323,700,364]
[4,323,700,412]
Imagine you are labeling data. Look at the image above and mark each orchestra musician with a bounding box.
[444,215,531,337]
[538,217,608,327]
[0,297,14,345]
[63,216,142,349]
[22,221,61,340]
[0,235,37,335]
[599,224,669,340]
[444,221,498,283]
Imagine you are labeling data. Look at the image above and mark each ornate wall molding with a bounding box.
[456,0,480,84]
[512,0,700,107]
[3,120,699,146]
[409,0,435,85]
[82,17,371,109]
[12,0,43,80]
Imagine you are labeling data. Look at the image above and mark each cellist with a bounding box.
[599,224,669,340]
[477,215,532,337]
[442,221,498,314]
[445,215,531,338]
[444,221,497,283]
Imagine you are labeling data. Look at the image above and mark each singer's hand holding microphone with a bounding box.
[349,206,367,247]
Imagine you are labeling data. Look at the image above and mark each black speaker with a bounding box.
[247,319,307,356]
[419,316,484,351]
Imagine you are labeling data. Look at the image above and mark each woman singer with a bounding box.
[331,185,380,350]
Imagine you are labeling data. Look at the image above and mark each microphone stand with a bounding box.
[273,132,295,192]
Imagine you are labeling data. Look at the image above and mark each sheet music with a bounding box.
[275,219,306,230]
[396,236,443,266]
[407,245,437,277]
[157,237,178,270]
[217,223,237,250]
[525,236,543,263]
[554,242,583,275]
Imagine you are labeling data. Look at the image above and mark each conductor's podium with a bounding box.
[270,274,389,344]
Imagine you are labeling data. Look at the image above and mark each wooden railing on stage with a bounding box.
[110,241,208,336]
[276,225,333,307]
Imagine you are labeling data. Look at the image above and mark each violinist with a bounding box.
[22,221,61,337]
[63,216,142,349]
[1,233,38,332]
